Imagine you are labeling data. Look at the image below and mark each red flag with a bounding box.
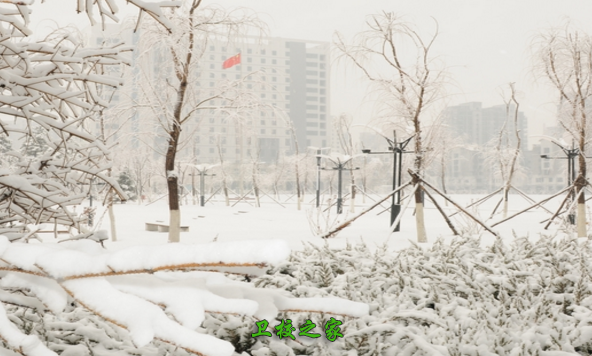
[222,53,241,69]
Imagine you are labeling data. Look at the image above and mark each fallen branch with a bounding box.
[320,181,412,238]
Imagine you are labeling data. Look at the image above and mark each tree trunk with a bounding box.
[414,183,427,242]
[108,200,117,242]
[502,185,509,219]
[166,123,181,243]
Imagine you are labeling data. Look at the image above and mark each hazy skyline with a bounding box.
[29,1,592,142]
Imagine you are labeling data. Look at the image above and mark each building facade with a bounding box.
[89,26,331,164]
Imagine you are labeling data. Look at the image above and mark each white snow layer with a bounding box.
[0,236,369,355]
[30,238,291,278]
[62,278,235,356]
[0,302,57,356]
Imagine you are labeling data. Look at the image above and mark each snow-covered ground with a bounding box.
[79,192,570,251]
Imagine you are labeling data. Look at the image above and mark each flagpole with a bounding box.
[239,51,244,196]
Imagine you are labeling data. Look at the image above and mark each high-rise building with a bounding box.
[441,102,529,192]
[88,26,330,164]
[444,102,528,149]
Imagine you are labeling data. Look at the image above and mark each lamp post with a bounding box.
[320,155,360,214]
[191,164,217,207]
[308,146,331,208]
[362,131,413,231]
[540,143,581,224]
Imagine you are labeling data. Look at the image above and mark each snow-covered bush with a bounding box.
[258,235,592,355]
[0,238,368,356]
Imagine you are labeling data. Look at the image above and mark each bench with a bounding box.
[145,222,189,233]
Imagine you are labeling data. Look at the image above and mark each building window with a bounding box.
[210,64,215,69]
[272,129,276,134]
[248,48,252,54]
[261,49,266,55]
[210,46,215,51]
[272,50,277,55]
[261,128,266,134]
[247,84,252,89]
[209,147,214,153]
[320,89,326,94]
[320,106,326,112]
[222,47,226,52]
[261,58,266,64]
[248,57,252,62]
[320,97,326,103]
[209,82,214,87]
[272,59,277,64]
[320,80,325,86]
[236,74,240,79]
[272,77,277,82]
[320,55,325,61]
[320,123,326,129]
[320,71,325,78]
[209,73,215,78]
[248,66,252,71]
[285,95,290,100]
[261,120,266,125]
[285,60,290,65]
[261,93,266,98]
[210,55,214,60]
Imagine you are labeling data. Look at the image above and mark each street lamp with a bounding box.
[308,146,331,208]
[190,164,217,207]
[362,131,413,231]
[540,147,580,224]
[320,155,360,214]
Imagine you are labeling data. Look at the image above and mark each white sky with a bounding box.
[29,0,592,141]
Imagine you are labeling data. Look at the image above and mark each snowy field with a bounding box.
[79,192,570,251]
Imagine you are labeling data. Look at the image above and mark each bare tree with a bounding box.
[335,13,446,242]
[134,2,265,242]
[334,113,358,212]
[535,24,592,237]
[0,1,180,241]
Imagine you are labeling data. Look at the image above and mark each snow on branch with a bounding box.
[0,1,180,37]
[0,30,131,239]
[0,237,369,356]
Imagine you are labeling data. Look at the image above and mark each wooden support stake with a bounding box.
[449,187,503,218]
[320,181,412,239]
[510,184,553,215]
[408,170,499,237]
[421,185,459,236]
[489,196,504,219]
[491,186,571,227]
[543,186,574,229]
[388,183,418,235]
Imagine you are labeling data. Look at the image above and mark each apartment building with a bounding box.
[89,25,330,164]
